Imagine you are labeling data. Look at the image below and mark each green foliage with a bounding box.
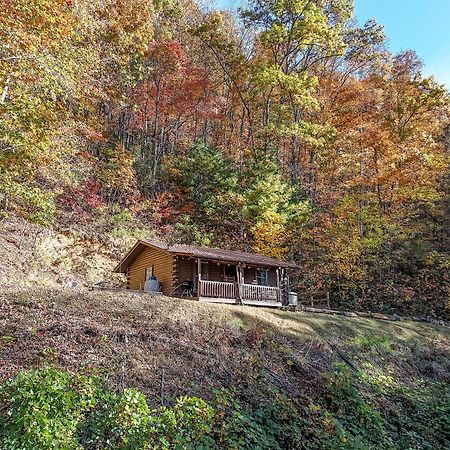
[0,368,305,450]
[80,388,216,449]
[213,388,278,449]
[1,366,449,450]
[167,143,239,216]
[164,143,243,244]
[243,158,310,257]
[151,397,215,449]
[0,367,282,450]
[320,363,450,450]
[174,214,213,247]
[164,146,310,256]
[325,364,386,445]
[0,171,56,225]
[0,367,97,449]
[349,334,392,353]
[212,388,303,450]
[80,388,152,449]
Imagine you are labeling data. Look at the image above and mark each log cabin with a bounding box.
[113,240,297,307]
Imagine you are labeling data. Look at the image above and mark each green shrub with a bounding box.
[150,397,216,449]
[2,366,448,450]
[0,367,97,449]
[214,393,277,449]
[321,363,450,450]
[211,388,304,450]
[350,334,392,353]
[79,388,153,449]
[324,364,389,448]
[0,171,56,225]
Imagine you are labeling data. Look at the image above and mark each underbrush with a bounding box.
[1,366,448,450]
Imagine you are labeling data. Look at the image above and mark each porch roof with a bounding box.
[114,240,298,273]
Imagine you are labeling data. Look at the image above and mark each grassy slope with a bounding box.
[1,288,448,407]
[1,216,449,447]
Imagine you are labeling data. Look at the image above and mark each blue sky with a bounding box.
[214,0,450,87]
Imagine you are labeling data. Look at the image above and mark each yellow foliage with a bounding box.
[251,210,289,259]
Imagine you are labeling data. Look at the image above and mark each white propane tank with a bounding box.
[288,292,298,306]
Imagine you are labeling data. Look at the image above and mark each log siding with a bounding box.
[127,246,174,295]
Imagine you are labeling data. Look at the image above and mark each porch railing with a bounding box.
[199,280,237,299]
[199,280,282,303]
[241,284,281,303]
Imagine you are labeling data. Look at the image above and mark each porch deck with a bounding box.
[198,279,283,307]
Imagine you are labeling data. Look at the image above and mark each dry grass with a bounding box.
[0,216,126,290]
[1,287,448,407]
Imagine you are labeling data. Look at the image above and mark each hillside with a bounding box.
[0,215,449,447]
[1,286,449,448]
[2,0,449,320]
[0,216,127,289]
[1,0,449,447]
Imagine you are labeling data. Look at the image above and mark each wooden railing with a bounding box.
[241,284,281,303]
[199,280,237,299]
[199,280,282,304]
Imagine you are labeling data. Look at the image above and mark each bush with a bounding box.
[2,366,448,449]
[0,368,307,450]
[212,388,304,450]
[0,367,97,449]
[0,171,56,225]
[0,367,218,450]
[80,391,215,449]
[322,363,450,450]
[79,388,152,449]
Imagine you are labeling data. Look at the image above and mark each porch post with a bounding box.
[197,258,202,297]
[236,264,243,304]
[285,271,290,305]
[276,268,281,303]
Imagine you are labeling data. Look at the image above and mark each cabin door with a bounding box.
[193,260,209,293]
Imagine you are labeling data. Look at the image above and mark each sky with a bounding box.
[214,0,450,88]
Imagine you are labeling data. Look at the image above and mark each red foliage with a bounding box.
[83,180,104,208]
[58,179,105,219]
[146,41,186,74]
[152,191,193,225]
[127,41,221,140]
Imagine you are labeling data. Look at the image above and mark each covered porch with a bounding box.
[174,255,289,307]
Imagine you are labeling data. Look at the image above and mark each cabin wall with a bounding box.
[207,263,223,281]
[268,270,277,286]
[244,267,277,286]
[173,257,193,295]
[244,267,255,284]
[174,258,232,294]
[127,246,174,295]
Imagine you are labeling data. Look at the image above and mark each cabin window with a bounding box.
[145,266,153,279]
[256,269,269,286]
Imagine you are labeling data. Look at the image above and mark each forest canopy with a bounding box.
[1,0,449,317]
